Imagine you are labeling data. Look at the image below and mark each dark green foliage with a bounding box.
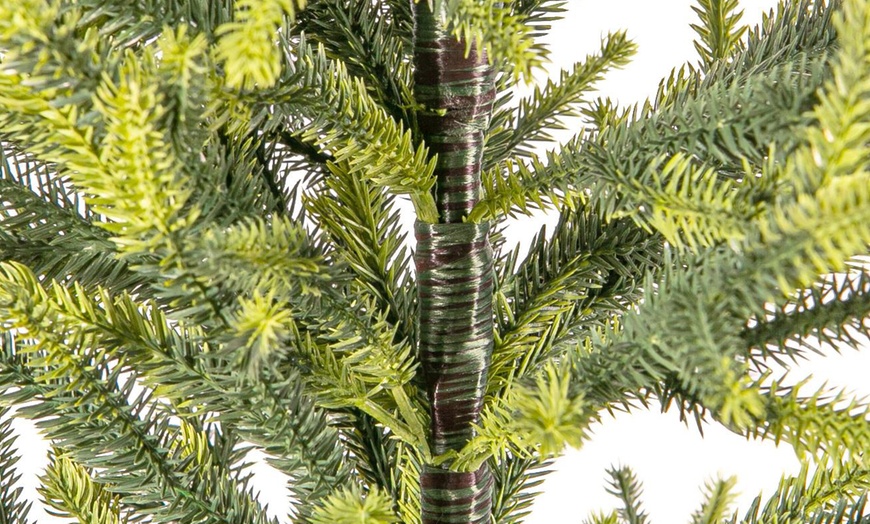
[306,161,417,347]
[473,0,838,224]
[490,206,662,393]
[727,463,870,524]
[0,146,143,293]
[0,267,351,520]
[483,30,636,167]
[296,0,415,129]
[742,267,870,367]
[0,402,31,524]
[0,270,280,524]
[690,0,747,69]
[606,466,650,524]
[488,455,551,524]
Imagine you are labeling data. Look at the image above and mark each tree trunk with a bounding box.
[412,2,496,523]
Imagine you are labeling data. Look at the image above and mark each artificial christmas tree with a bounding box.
[0,0,868,522]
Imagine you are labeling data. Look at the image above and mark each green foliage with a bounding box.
[0,145,143,294]
[508,364,589,456]
[691,477,738,524]
[248,40,439,221]
[489,455,551,524]
[310,485,398,524]
[0,262,352,519]
[569,249,762,422]
[197,216,336,297]
[305,161,417,342]
[230,289,297,374]
[393,442,423,524]
[737,0,870,294]
[728,461,870,523]
[749,377,870,466]
[39,453,123,524]
[0,404,31,524]
[215,0,307,90]
[472,0,836,223]
[483,30,636,169]
[454,363,591,470]
[296,0,415,127]
[438,0,547,81]
[636,153,754,250]
[513,0,568,40]
[0,0,867,522]
[586,458,868,524]
[742,266,870,366]
[489,206,661,394]
[91,54,191,246]
[0,263,280,524]
[293,296,429,455]
[585,512,620,524]
[691,0,747,69]
[606,466,650,524]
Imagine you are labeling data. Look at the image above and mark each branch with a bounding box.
[278,129,335,164]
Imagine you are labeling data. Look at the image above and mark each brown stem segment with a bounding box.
[420,465,495,524]
[415,219,494,524]
[413,1,496,224]
[415,222,493,455]
[413,2,496,523]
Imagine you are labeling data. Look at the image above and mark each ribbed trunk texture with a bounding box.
[412,2,496,523]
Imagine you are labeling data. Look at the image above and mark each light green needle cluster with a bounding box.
[91,56,190,245]
[434,0,548,81]
[216,0,308,90]
[452,363,592,471]
[311,485,398,524]
[39,454,123,524]
[690,477,738,524]
[752,0,870,291]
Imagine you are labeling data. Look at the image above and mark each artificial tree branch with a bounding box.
[278,130,336,165]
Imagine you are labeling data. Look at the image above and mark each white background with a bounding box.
[9,1,870,523]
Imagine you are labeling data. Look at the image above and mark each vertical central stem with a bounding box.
[415,222,493,524]
[412,1,496,523]
[413,1,495,224]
